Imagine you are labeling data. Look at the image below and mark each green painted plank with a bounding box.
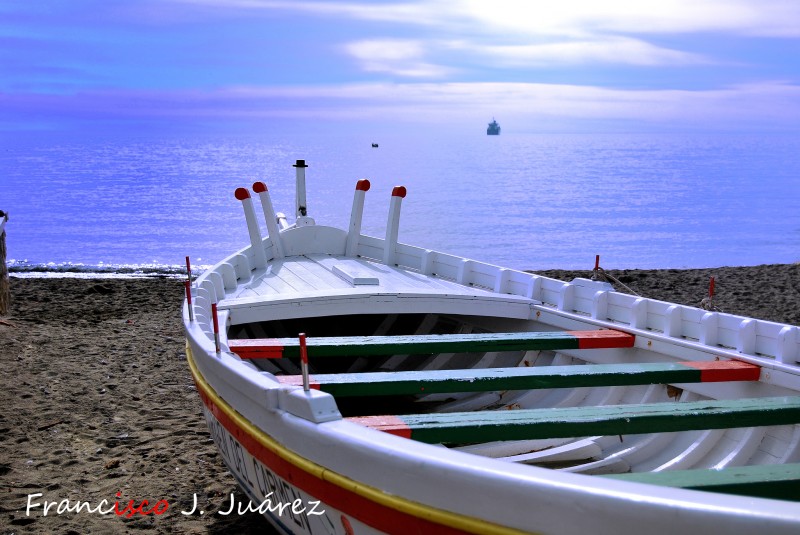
[349,396,800,444]
[230,330,634,359]
[603,463,800,502]
[276,361,759,397]
[277,363,701,396]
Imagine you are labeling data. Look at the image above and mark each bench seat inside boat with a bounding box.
[229,329,635,359]
[348,396,800,444]
[275,360,761,396]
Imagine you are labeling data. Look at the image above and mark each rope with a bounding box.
[591,267,640,297]
[593,262,722,313]
[699,297,721,312]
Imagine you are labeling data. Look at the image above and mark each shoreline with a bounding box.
[1,264,798,533]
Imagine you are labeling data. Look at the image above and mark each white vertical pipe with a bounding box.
[294,159,308,218]
[252,181,284,259]
[384,186,406,266]
[235,187,268,269]
[345,179,371,257]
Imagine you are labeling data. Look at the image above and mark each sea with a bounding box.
[2,129,799,278]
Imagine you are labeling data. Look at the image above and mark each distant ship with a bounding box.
[487,118,500,135]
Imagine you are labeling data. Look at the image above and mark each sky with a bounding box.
[2,0,800,134]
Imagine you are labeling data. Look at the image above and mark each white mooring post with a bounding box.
[234,188,268,269]
[384,186,406,266]
[299,333,310,392]
[293,160,314,226]
[345,179,371,257]
[184,280,194,322]
[252,181,284,259]
[211,302,221,354]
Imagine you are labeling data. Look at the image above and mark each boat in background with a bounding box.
[183,160,800,534]
[487,118,501,135]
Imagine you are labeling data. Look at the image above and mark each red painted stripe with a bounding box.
[348,415,413,439]
[681,360,761,382]
[299,333,309,365]
[194,381,470,534]
[571,330,635,349]
[229,339,285,359]
[232,348,284,359]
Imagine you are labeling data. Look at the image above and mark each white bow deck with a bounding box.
[217,253,534,326]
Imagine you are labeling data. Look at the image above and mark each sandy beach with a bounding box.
[1,264,798,534]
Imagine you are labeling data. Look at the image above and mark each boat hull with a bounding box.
[184,172,800,534]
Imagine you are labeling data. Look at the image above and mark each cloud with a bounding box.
[343,39,454,78]
[456,36,709,67]
[341,35,709,79]
[455,0,800,38]
[165,0,800,38]
[163,0,798,76]
[2,1,798,132]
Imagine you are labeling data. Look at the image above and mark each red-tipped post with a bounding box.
[594,255,600,271]
[185,255,192,282]
[346,179,371,257]
[184,280,194,322]
[212,302,220,353]
[384,185,407,265]
[252,181,285,259]
[299,333,310,391]
[235,187,268,268]
[709,276,715,299]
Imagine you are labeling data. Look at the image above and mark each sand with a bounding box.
[1,277,267,534]
[1,264,798,534]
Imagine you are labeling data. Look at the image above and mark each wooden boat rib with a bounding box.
[184,160,800,534]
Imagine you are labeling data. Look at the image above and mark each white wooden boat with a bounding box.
[183,160,800,535]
